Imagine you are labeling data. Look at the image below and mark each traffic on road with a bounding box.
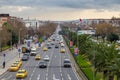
[0,27,81,80]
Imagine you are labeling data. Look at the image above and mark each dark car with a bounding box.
[55,45,59,48]
[47,43,51,49]
[22,55,29,61]
[39,61,47,68]
[63,59,71,68]
[47,46,51,49]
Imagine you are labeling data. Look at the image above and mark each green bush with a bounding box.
[2,46,10,51]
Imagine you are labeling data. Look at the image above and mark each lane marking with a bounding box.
[53,74,60,80]
[37,74,40,80]
[67,74,72,80]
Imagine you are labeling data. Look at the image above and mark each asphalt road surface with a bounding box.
[0,28,81,80]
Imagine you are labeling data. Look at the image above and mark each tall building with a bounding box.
[0,14,10,30]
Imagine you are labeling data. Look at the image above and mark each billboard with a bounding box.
[74,47,78,56]
[77,30,95,35]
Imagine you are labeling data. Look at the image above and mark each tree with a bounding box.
[107,33,119,42]
[87,42,120,80]
[37,22,57,38]
[95,23,117,41]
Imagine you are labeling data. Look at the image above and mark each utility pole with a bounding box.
[0,23,2,52]
[36,21,37,35]
[18,29,22,45]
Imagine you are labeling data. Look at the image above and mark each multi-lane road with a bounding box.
[0,26,82,80]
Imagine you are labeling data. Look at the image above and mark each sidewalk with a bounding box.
[0,42,45,76]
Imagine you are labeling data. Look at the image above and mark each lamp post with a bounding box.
[18,29,22,45]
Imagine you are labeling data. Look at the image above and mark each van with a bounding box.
[30,47,37,56]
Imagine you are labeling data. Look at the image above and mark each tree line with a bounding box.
[61,22,120,80]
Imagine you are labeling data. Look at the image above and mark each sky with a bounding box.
[0,0,120,21]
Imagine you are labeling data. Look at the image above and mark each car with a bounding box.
[47,43,51,49]
[30,47,37,56]
[55,45,59,48]
[43,55,50,61]
[12,62,21,68]
[60,48,65,53]
[43,47,48,51]
[63,59,71,67]
[16,69,28,79]
[35,54,41,60]
[8,64,19,72]
[51,41,54,45]
[22,55,29,61]
[61,43,65,47]
[23,53,30,56]
[15,60,22,67]
[39,61,47,68]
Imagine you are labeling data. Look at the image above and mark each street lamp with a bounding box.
[18,29,22,45]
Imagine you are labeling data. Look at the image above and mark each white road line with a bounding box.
[67,74,72,80]
[53,74,55,79]
[46,73,48,80]
[37,74,40,80]
[29,77,32,80]
[61,73,62,77]
[1,75,12,80]
[53,74,60,80]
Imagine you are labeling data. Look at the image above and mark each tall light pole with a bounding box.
[0,26,2,52]
[18,29,22,45]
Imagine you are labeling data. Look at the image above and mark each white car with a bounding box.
[43,55,50,61]
[61,43,64,47]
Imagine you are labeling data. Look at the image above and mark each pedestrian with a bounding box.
[3,61,5,68]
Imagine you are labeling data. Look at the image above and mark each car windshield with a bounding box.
[31,50,36,52]
[11,65,17,67]
[39,62,45,64]
[64,60,70,63]
[18,71,25,73]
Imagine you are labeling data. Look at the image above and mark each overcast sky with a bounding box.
[0,0,120,21]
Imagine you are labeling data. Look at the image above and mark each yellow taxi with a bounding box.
[43,47,48,51]
[8,64,19,72]
[60,48,65,53]
[15,60,22,67]
[35,54,41,60]
[16,69,28,79]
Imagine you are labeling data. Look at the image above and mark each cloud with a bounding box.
[0,0,120,20]
[0,6,32,12]
[0,0,120,11]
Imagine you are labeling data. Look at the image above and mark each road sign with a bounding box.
[18,48,21,52]
[27,41,30,47]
